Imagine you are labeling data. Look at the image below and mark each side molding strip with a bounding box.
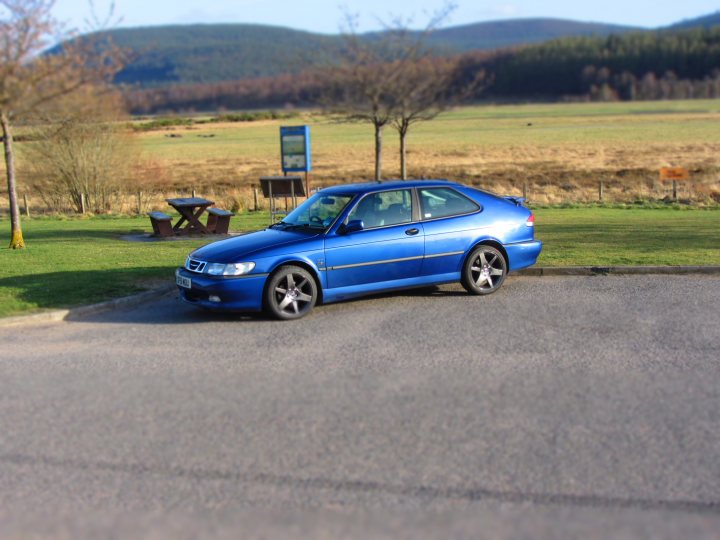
[327,251,464,271]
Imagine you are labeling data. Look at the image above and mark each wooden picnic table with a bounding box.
[166,197,215,235]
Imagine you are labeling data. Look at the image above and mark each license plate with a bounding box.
[176,274,191,289]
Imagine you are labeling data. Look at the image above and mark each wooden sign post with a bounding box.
[659,167,689,201]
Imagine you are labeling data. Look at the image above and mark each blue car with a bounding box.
[176,180,541,320]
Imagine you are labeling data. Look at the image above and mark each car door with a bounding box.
[324,188,424,289]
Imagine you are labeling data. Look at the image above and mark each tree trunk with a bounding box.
[1,111,25,249]
[399,123,409,180]
[374,122,383,181]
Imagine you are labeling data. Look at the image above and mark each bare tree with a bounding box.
[324,3,479,181]
[0,0,123,248]
[324,14,407,181]
[392,56,464,180]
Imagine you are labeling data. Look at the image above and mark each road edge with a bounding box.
[516,265,720,276]
[2,266,720,327]
[0,285,176,328]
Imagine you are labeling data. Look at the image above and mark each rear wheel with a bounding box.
[265,266,318,320]
[461,245,507,295]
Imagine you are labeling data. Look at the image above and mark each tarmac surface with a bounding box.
[1,275,720,538]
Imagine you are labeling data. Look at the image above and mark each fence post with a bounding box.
[599,180,604,202]
[136,191,142,215]
[23,193,30,217]
[672,180,678,202]
[253,186,259,212]
[192,188,197,198]
[80,193,86,215]
[522,183,528,199]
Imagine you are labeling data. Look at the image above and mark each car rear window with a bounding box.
[419,187,480,220]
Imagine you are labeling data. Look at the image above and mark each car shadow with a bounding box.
[348,284,469,302]
[74,294,277,326]
[80,285,473,326]
[2,267,489,326]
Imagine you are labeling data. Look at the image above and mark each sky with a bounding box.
[51,0,719,34]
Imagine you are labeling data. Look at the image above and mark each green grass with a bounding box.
[1,207,718,318]
[534,207,720,266]
[135,100,720,160]
[0,212,271,318]
[418,100,720,147]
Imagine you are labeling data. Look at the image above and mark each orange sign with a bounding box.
[659,167,690,181]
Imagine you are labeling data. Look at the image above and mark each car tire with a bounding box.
[265,265,318,320]
[461,245,507,295]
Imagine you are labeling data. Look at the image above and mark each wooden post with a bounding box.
[522,183,528,199]
[80,193,86,215]
[253,187,259,212]
[23,193,29,217]
[192,188,197,198]
[672,180,678,201]
[599,180,604,202]
[136,191,142,215]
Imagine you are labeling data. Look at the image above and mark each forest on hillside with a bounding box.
[125,27,720,113]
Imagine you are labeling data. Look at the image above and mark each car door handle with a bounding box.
[405,228,420,236]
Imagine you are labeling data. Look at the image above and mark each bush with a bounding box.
[28,118,137,214]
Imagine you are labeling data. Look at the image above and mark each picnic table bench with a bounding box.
[147,198,234,237]
[166,197,215,235]
[206,207,234,234]
[147,211,174,237]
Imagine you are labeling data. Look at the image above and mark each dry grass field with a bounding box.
[2,99,720,213]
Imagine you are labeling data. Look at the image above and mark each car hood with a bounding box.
[190,228,321,263]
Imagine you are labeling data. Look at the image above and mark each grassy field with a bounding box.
[130,101,720,199]
[3,100,720,214]
[0,207,718,318]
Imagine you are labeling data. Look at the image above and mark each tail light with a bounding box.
[526,213,535,227]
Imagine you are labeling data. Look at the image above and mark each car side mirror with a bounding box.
[341,219,364,234]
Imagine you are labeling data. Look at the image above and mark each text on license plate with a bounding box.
[176,274,191,289]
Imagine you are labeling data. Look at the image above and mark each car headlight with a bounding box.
[206,262,255,276]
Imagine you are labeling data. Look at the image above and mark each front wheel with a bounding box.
[265,266,318,320]
[461,245,507,295]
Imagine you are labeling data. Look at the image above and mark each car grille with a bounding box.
[186,258,207,273]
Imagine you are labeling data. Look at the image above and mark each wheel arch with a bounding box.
[264,259,324,305]
[464,239,509,270]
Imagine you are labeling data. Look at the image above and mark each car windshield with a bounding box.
[270,193,354,231]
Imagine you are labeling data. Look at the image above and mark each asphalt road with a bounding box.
[1,275,720,539]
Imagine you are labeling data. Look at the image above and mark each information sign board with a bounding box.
[280,125,311,173]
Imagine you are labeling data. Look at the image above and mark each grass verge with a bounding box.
[0,207,718,318]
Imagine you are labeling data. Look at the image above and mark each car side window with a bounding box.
[419,187,480,220]
[347,189,413,229]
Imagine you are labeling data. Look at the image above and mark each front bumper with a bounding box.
[175,267,268,312]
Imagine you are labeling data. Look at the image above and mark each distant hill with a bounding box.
[668,11,720,29]
[95,18,639,87]
[103,24,338,85]
[80,12,719,89]
[427,18,638,52]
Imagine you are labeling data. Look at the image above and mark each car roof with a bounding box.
[319,179,459,196]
